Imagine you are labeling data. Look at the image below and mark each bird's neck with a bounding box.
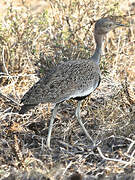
[91,32,104,64]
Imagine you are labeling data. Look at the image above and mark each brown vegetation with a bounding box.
[0,0,135,179]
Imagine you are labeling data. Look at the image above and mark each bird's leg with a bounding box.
[76,100,94,145]
[46,103,59,148]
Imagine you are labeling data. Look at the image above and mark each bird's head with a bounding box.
[95,17,126,34]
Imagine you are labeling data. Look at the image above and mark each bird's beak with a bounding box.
[115,23,129,27]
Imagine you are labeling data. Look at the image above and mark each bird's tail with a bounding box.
[19,104,37,114]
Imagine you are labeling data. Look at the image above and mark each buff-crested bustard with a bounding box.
[19,17,126,148]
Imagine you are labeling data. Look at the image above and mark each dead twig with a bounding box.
[97,146,133,165]
[0,92,20,106]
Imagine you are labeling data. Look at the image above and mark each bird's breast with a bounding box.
[70,83,97,99]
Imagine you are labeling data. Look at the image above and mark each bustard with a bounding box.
[19,17,125,148]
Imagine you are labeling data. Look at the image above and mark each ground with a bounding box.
[0,0,135,179]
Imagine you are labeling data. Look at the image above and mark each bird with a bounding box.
[19,16,125,148]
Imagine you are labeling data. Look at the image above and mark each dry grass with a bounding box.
[0,0,135,179]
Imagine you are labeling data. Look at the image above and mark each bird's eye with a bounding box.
[108,23,113,27]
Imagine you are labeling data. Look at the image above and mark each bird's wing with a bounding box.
[21,60,100,105]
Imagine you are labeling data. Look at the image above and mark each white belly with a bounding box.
[71,85,96,98]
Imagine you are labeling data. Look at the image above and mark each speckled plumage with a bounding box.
[20,60,100,106]
[19,17,125,148]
